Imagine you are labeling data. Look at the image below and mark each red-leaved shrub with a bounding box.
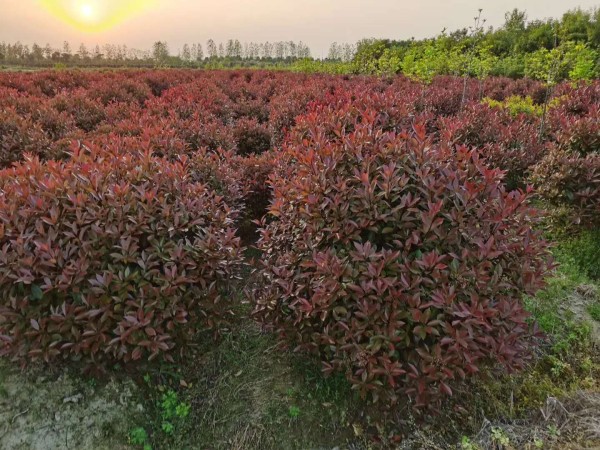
[0,108,51,168]
[0,148,242,367]
[548,105,600,156]
[50,92,107,132]
[252,119,553,409]
[438,104,544,189]
[531,146,600,228]
[233,117,272,155]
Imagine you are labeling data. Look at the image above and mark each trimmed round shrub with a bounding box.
[180,117,236,152]
[438,103,544,189]
[252,120,553,409]
[233,118,272,156]
[89,78,153,106]
[0,108,51,168]
[549,105,600,156]
[50,92,107,132]
[0,149,242,367]
[531,146,600,228]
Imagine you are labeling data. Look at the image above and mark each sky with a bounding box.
[0,0,598,57]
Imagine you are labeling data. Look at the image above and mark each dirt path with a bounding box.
[0,363,143,450]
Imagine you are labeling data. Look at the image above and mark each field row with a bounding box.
[0,70,598,413]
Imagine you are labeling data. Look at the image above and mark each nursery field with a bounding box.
[0,69,599,450]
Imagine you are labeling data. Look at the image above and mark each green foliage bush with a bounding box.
[346,7,599,82]
[483,95,543,116]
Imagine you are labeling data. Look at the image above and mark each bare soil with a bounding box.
[0,363,142,450]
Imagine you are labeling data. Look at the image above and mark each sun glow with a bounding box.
[79,3,95,20]
[39,0,157,32]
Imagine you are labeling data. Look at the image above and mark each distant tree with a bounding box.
[103,44,116,60]
[93,45,102,60]
[43,43,53,59]
[589,8,600,48]
[225,39,234,58]
[196,43,204,61]
[275,41,285,59]
[297,41,311,58]
[152,41,169,64]
[31,43,44,61]
[288,41,297,58]
[520,20,556,52]
[78,43,89,59]
[118,45,127,60]
[328,42,341,60]
[263,41,273,58]
[207,39,217,58]
[62,41,72,61]
[561,8,591,42]
[218,43,224,58]
[182,43,191,61]
[21,44,31,60]
[505,9,527,33]
[341,43,356,62]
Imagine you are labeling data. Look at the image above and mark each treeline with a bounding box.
[322,7,600,81]
[0,39,312,69]
[1,7,599,80]
[0,41,152,67]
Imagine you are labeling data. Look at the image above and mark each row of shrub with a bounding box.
[0,69,597,410]
[2,70,596,226]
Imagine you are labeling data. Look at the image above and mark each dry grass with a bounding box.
[466,391,600,450]
[143,317,359,449]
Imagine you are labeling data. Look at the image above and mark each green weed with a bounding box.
[129,427,152,450]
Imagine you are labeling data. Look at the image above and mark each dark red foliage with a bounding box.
[536,93,600,226]
[548,104,600,156]
[89,78,152,106]
[531,146,600,227]
[482,77,546,104]
[188,149,276,224]
[0,108,51,167]
[252,115,553,409]
[0,69,597,398]
[438,104,545,188]
[233,117,272,155]
[50,91,107,132]
[0,149,242,367]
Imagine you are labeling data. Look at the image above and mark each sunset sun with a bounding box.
[79,3,95,21]
[39,0,157,32]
